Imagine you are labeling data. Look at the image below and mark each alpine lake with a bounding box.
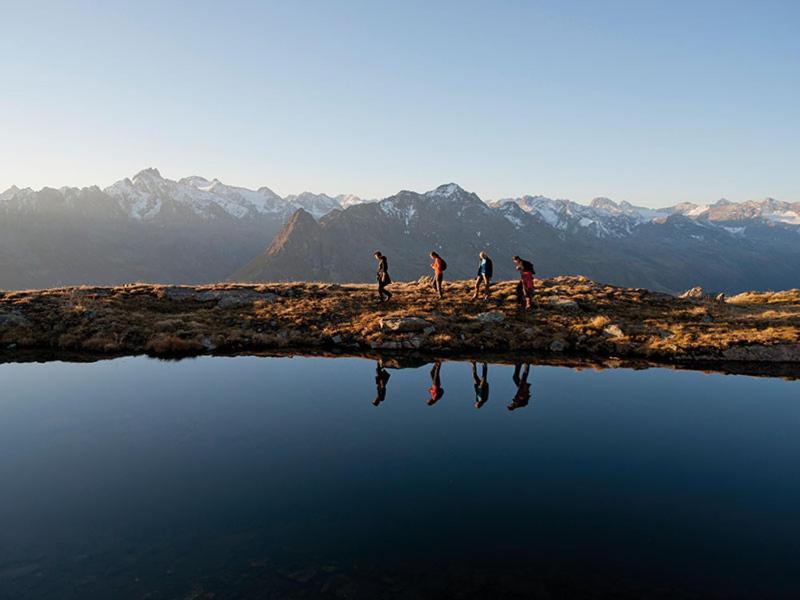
[1,354,798,599]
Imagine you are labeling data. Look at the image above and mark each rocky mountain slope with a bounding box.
[235,184,800,293]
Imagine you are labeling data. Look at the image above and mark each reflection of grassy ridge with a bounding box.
[1,276,799,362]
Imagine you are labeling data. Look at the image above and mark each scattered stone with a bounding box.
[371,340,402,350]
[0,311,30,328]
[403,337,424,349]
[721,344,800,362]
[201,336,215,350]
[549,298,579,310]
[165,287,277,308]
[715,292,726,303]
[549,339,567,352]
[422,326,436,335]
[379,316,432,332]
[330,334,342,344]
[604,324,625,338]
[476,311,504,324]
[701,314,713,323]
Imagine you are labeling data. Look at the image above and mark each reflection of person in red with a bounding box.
[427,361,445,406]
[507,363,531,411]
[373,360,391,406]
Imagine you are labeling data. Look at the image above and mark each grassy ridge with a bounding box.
[1,276,799,362]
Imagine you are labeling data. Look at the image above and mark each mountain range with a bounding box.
[2,170,799,293]
[0,168,368,289]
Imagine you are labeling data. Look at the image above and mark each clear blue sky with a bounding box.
[1,0,798,206]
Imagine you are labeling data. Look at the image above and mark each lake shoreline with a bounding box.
[2,276,799,366]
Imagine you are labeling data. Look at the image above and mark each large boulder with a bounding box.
[379,316,432,333]
[0,310,30,329]
[549,297,579,310]
[476,311,505,324]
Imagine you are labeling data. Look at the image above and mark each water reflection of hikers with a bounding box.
[508,363,531,411]
[513,256,536,310]
[374,251,392,303]
[373,360,391,406]
[471,361,489,409]
[427,361,445,405]
[429,251,446,299]
[471,251,493,301]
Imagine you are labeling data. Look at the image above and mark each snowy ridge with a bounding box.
[2,172,798,237]
[0,168,368,221]
[491,194,800,238]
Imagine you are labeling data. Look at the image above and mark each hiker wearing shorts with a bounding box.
[472,251,493,300]
[430,251,446,299]
[513,255,535,309]
[374,251,392,303]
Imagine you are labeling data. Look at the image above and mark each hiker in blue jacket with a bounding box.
[472,251,493,300]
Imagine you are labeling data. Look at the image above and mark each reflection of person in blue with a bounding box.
[427,361,444,406]
[507,363,531,411]
[471,361,489,409]
[372,360,391,406]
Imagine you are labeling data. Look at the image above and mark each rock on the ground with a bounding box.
[549,298,579,309]
[549,339,567,352]
[604,324,625,338]
[0,311,30,328]
[476,311,504,324]
[164,287,277,308]
[379,316,432,332]
[721,344,800,362]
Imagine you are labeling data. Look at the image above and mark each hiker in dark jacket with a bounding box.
[512,255,535,309]
[374,251,392,302]
[430,251,446,299]
[472,251,493,300]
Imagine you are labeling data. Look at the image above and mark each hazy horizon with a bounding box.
[2,1,798,207]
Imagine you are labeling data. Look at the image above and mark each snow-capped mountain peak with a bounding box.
[425,183,470,199]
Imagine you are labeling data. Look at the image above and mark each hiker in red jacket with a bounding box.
[430,251,446,299]
[513,255,535,310]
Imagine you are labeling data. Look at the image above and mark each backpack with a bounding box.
[439,258,448,271]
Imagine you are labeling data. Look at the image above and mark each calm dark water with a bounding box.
[0,356,798,599]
